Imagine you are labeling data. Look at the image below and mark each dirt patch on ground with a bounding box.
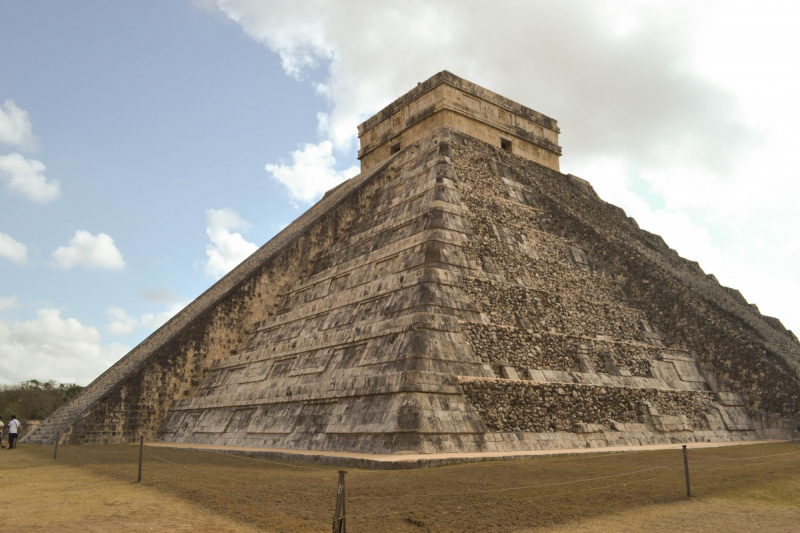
[2,441,798,532]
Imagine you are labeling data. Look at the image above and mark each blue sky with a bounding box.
[1,1,798,385]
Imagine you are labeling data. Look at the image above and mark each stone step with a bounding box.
[23,367,139,443]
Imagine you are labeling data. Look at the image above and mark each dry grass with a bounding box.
[1,441,798,532]
[0,445,261,532]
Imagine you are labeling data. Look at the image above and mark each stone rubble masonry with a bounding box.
[24,75,800,457]
[460,379,716,433]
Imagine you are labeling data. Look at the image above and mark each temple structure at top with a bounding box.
[358,71,562,172]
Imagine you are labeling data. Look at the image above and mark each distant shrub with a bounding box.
[0,380,84,420]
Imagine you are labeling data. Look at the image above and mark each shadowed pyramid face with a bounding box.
[26,75,800,456]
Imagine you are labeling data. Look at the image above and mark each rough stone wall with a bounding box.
[448,132,800,432]
[461,323,660,378]
[448,136,677,390]
[541,190,800,419]
[461,379,715,433]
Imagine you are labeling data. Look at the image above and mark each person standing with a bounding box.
[7,415,20,449]
[0,416,4,448]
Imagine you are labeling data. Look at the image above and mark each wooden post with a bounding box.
[682,444,691,498]
[332,470,347,533]
[53,431,60,459]
[137,435,144,483]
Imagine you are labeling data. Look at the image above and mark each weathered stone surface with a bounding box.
[24,72,800,455]
[358,71,562,173]
[460,378,715,433]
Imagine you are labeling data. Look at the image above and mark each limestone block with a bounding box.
[527,368,546,382]
[501,366,520,380]
[572,423,603,433]
[716,392,745,407]
[194,409,234,434]
[704,411,725,431]
[716,405,755,432]
[649,360,681,385]
[650,414,690,433]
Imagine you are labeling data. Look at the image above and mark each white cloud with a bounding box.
[265,141,359,205]
[0,153,60,203]
[106,305,137,335]
[213,1,749,162]
[0,231,27,264]
[106,301,187,335]
[0,296,18,312]
[203,208,258,279]
[52,230,125,270]
[216,2,335,81]
[0,99,37,150]
[209,0,749,205]
[0,308,128,385]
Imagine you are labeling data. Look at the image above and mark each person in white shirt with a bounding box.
[0,416,4,448]
[7,415,20,449]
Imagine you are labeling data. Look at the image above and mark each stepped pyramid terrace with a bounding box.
[24,71,800,463]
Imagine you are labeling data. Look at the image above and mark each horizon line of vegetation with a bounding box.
[0,379,84,420]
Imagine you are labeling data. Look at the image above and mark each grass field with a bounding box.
[0,441,798,532]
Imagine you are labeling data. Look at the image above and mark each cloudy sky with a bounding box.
[0,1,798,385]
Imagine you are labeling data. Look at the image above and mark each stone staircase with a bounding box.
[22,343,154,444]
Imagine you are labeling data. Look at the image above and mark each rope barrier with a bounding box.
[141,453,326,518]
[347,462,681,501]
[61,443,122,458]
[60,443,138,455]
[687,449,800,463]
[346,442,782,477]
[47,439,800,527]
[60,438,799,473]
[174,480,326,520]
[347,450,638,476]
[59,444,122,471]
[144,450,326,498]
[688,455,800,475]
[180,447,334,471]
[346,472,678,520]
[139,446,798,508]
[342,449,681,479]
[142,452,681,523]
[348,452,800,504]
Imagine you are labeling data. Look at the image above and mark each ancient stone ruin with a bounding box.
[24,71,800,457]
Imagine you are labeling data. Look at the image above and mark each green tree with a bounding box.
[0,380,84,420]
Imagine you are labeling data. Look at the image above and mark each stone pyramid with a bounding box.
[25,72,799,455]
